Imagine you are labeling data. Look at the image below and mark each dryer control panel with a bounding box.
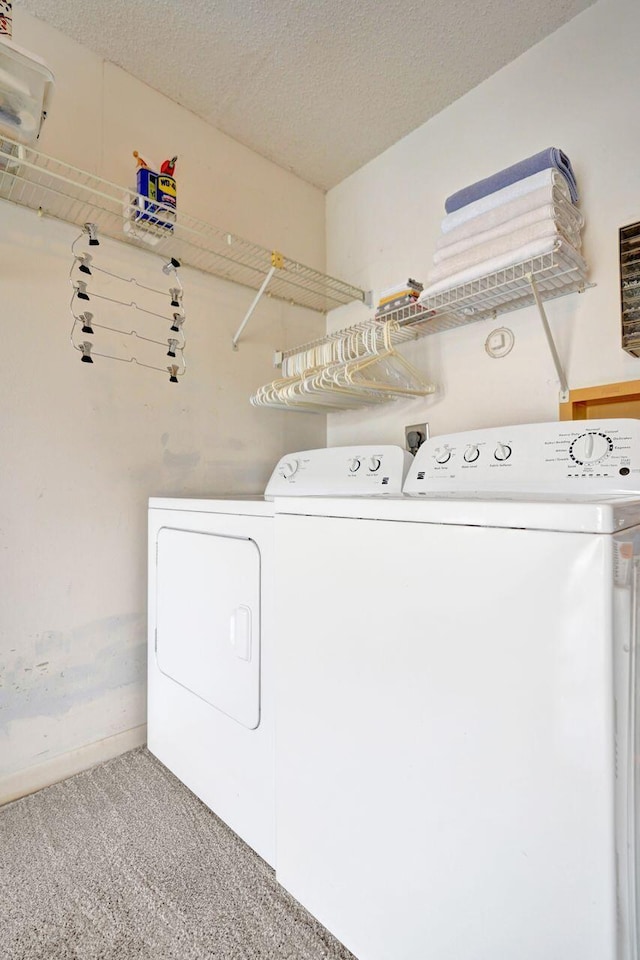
[265,445,413,498]
[404,419,640,495]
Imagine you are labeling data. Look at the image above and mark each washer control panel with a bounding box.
[265,445,413,497]
[404,420,640,495]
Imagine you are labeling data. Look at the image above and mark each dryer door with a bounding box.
[155,527,261,730]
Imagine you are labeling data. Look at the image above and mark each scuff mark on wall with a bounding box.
[0,613,145,731]
[162,449,201,470]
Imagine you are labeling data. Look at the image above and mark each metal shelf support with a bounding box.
[526,272,570,403]
[232,252,282,350]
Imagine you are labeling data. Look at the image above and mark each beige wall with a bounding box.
[326,0,640,445]
[0,11,326,796]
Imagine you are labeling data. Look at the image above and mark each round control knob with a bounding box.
[278,459,299,479]
[369,457,382,472]
[494,443,512,462]
[569,432,613,465]
[349,457,361,473]
[434,448,452,465]
[463,445,480,463]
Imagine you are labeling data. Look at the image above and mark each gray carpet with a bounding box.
[0,748,356,960]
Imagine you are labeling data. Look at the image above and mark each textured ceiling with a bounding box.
[16,0,595,190]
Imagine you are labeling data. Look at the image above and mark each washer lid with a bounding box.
[273,493,640,534]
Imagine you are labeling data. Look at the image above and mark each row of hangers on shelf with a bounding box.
[69,223,187,382]
[251,321,435,412]
[278,313,424,377]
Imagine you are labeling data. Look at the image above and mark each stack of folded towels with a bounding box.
[423,148,584,296]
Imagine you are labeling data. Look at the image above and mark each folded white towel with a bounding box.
[437,189,583,250]
[433,202,582,264]
[428,219,576,285]
[421,238,585,298]
[440,169,572,234]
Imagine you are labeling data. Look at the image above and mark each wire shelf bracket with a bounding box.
[232,251,282,350]
[526,271,570,402]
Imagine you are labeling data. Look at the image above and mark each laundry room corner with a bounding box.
[5,0,640,957]
[324,0,640,447]
[0,7,327,803]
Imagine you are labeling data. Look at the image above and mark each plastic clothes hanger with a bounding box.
[317,325,411,401]
[270,324,421,409]
[341,321,435,397]
[252,376,353,412]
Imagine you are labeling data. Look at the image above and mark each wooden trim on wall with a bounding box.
[559,379,640,420]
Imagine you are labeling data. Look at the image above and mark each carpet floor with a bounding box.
[0,748,356,960]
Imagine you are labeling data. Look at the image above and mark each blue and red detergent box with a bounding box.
[134,155,177,232]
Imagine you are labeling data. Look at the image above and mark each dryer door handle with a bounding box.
[230,605,252,661]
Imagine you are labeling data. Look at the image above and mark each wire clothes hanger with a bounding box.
[69,224,187,382]
[71,251,184,304]
[70,315,187,379]
[72,339,186,382]
[70,281,185,324]
[71,225,184,301]
[69,306,185,353]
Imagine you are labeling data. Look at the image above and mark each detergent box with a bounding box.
[135,166,176,232]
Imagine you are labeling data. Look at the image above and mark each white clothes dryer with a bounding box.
[273,420,640,960]
[147,445,412,866]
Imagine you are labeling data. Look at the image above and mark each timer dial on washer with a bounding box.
[279,459,299,479]
[569,432,613,465]
[463,445,480,463]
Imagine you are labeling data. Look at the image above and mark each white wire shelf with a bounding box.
[256,241,592,411]
[276,241,591,365]
[0,136,365,315]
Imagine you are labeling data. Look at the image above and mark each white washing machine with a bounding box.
[273,420,640,960]
[147,445,412,866]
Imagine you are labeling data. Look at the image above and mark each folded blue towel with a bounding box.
[445,148,578,213]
